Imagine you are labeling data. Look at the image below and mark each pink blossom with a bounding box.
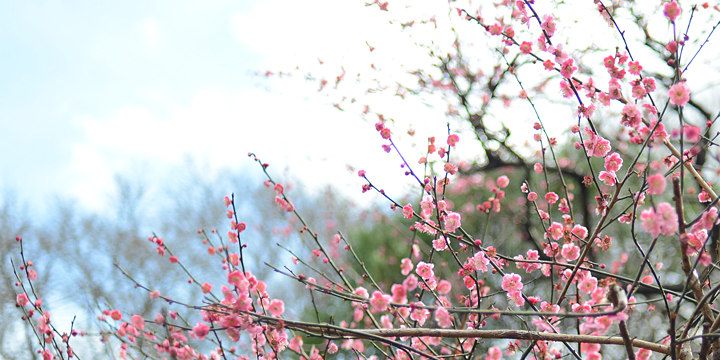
[699,191,712,203]
[42,350,54,360]
[501,273,523,293]
[447,134,460,146]
[486,346,503,360]
[416,261,435,280]
[641,203,678,238]
[523,250,542,273]
[664,1,681,22]
[131,315,145,331]
[560,58,577,78]
[669,82,690,106]
[410,302,430,325]
[545,192,559,204]
[571,224,588,240]
[497,175,510,188]
[444,162,458,175]
[559,80,573,98]
[508,291,525,306]
[693,208,718,232]
[534,163,543,174]
[604,153,623,172]
[647,173,666,195]
[632,83,647,99]
[434,307,453,328]
[541,15,556,36]
[561,243,580,261]
[527,192,538,201]
[370,291,392,312]
[193,322,210,340]
[268,299,285,317]
[402,204,413,219]
[470,251,490,272]
[519,41,532,54]
[228,270,248,290]
[579,277,598,294]
[628,61,643,75]
[391,284,407,303]
[16,293,29,307]
[643,77,657,92]
[432,237,448,251]
[437,280,451,294]
[547,222,564,240]
[444,212,462,233]
[598,171,617,186]
[400,258,413,275]
[404,274,419,291]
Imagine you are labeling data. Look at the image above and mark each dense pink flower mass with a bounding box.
[641,203,679,238]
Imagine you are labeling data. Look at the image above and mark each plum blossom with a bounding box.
[604,152,623,172]
[416,262,435,280]
[402,204,413,219]
[664,1,681,22]
[370,291,392,312]
[561,243,580,261]
[579,277,598,294]
[641,203,678,238]
[193,322,210,340]
[497,175,510,188]
[268,299,285,317]
[668,82,690,106]
[647,173,666,195]
[547,222,564,240]
[444,212,462,232]
[469,251,490,272]
[598,171,617,186]
[501,273,523,293]
[400,258,413,275]
[434,307,453,328]
[541,15,556,36]
[410,306,431,326]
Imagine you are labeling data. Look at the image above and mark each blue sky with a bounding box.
[0,0,430,213]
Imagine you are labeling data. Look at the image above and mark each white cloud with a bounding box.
[67,86,423,211]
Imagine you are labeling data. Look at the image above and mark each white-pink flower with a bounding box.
[604,152,623,172]
[647,174,666,195]
[502,273,524,293]
[370,291,392,312]
[416,261,435,280]
[668,82,690,106]
[434,307,453,328]
[561,243,580,261]
[444,212,462,233]
[400,258,413,275]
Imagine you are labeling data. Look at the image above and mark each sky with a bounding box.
[0,0,451,215]
[2,0,717,217]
